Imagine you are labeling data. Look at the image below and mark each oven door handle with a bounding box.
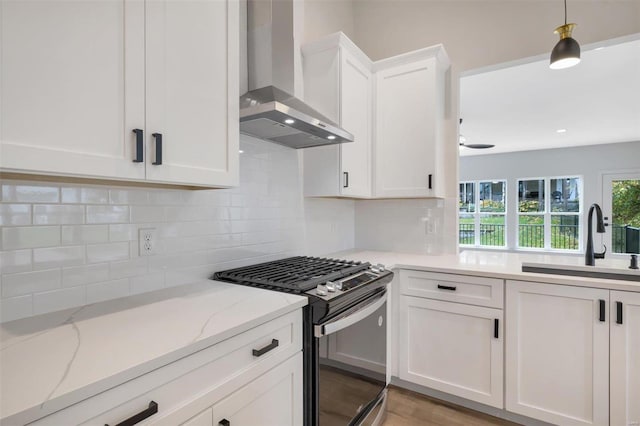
[315,291,387,338]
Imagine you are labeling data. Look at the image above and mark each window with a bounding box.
[603,173,640,254]
[517,177,581,251]
[459,180,506,247]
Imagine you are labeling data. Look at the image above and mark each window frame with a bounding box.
[516,175,583,252]
[459,179,507,249]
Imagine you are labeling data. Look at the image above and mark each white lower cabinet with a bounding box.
[505,280,610,426]
[178,353,302,426]
[31,310,302,426]
[610,290,640,426]
[399,296,503,408]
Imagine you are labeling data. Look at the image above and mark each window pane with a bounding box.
[551,215,579,250]
[459,182,475,213]
[611,179,640,254]
[519,179,545,212]
[480,215,505,246]
[519,215,544,248]
[551,177,580,212]
[459,214,474,245]
[479,181,506,213]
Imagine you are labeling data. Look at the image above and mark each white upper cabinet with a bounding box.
[0,0,238,188]
[374,47,450,198]
[0,0,145,181]
[302,33,373,198]
[144,0,238,187]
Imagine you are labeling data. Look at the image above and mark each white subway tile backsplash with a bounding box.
[61,187,109,204]
[130,273,165,295]
[1,295,33,322]
[0,250,32,274]
[86,279,130,304]
[109,189,149,205]
[86,205,129,224]
[2,269,61,297]
[0,204,31,226]
[130,205,164,223]
[86,242,129,263]
[32,246,85,270]
[33,204,84,225]
[62,225,109,245]
[108,224,138,242]
[2,226,61,250]
[62,263,110,287]
[109,258,148,279]
[2,184,59,203]
[33,286,86,315]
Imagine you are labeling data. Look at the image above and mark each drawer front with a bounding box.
[31,310,302,426]
[400,270,503,308]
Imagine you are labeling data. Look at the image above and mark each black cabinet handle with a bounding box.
[132,129,143,163]
[494,319,499,339]
[428,174,433,189]
[599,299,606,322]
[616,301,623,324]
[152,133,163,165]
[437,284,456,291]
[252,338,279,357]
[105,401,158,426]
[218,420,230,426]
[343,171,349,188]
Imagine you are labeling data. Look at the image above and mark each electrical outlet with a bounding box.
[138,228,157,256]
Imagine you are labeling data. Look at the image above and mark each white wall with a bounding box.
[304,0,355,43]
[352,0,640,71]
[459,140,640,250]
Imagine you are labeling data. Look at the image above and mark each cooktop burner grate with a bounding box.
[213,256,370,293]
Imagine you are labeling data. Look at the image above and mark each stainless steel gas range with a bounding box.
[213,256,394,426]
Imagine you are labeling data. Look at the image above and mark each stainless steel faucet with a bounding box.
[585,203,606,266]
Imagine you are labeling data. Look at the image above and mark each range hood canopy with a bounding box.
[240,0,353,148]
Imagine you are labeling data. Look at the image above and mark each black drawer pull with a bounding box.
[219,419,230,426]
[437,284,457,291]
[132,129,143,163]
[599,299,606,322]
[616,301,623,324]
[343,171,349,188]
[152,133,162,165]
[105,401,158,426]
[494,318,499,339]
[252,338,279,357]
[428,174,433,189]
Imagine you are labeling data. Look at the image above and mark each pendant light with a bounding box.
[550,0,580,69]
[458,119,495,150]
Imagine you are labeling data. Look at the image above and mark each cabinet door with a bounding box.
[375,59,437,198]
[505,281,609,426]
[0,0,145,180]
[610,291,640,426]
[339,49,372,198]
[399,296,503,408]
[211,353,302,426]
[181,408,213,426]
[145,0,238,187]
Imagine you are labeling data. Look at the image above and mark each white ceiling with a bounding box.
[459,35,640,156]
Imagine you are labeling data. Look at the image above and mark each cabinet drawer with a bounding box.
[400,270,503,308]
[31,310,302,426]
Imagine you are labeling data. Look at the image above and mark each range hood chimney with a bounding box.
[240,0,353,148]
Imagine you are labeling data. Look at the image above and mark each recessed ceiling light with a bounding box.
[284,119,295,124]
[556,128,567,133]
[239,150,244,154]
[327,135,336,140]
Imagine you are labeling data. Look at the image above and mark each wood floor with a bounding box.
[383,386,519,426]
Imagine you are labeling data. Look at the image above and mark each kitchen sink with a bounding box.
[522,261,640,282]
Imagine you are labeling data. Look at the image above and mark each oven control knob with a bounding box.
[326,281,337,292]
[316,284,328,296]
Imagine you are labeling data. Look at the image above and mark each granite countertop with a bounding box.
[0,280,307,425]
[330,249,640,292]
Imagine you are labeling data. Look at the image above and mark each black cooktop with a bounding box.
[213,256,370,293]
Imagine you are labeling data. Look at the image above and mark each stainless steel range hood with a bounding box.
[240,0,353,148]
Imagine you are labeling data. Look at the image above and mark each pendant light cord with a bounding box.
[564,0,567,25]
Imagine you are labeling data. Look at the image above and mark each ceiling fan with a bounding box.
[459,118,495,149]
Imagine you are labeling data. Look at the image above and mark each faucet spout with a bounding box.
[586,203,606,266]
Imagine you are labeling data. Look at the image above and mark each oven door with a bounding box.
[315,290,388,426]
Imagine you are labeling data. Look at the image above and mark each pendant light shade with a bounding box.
[550,1,581,69]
